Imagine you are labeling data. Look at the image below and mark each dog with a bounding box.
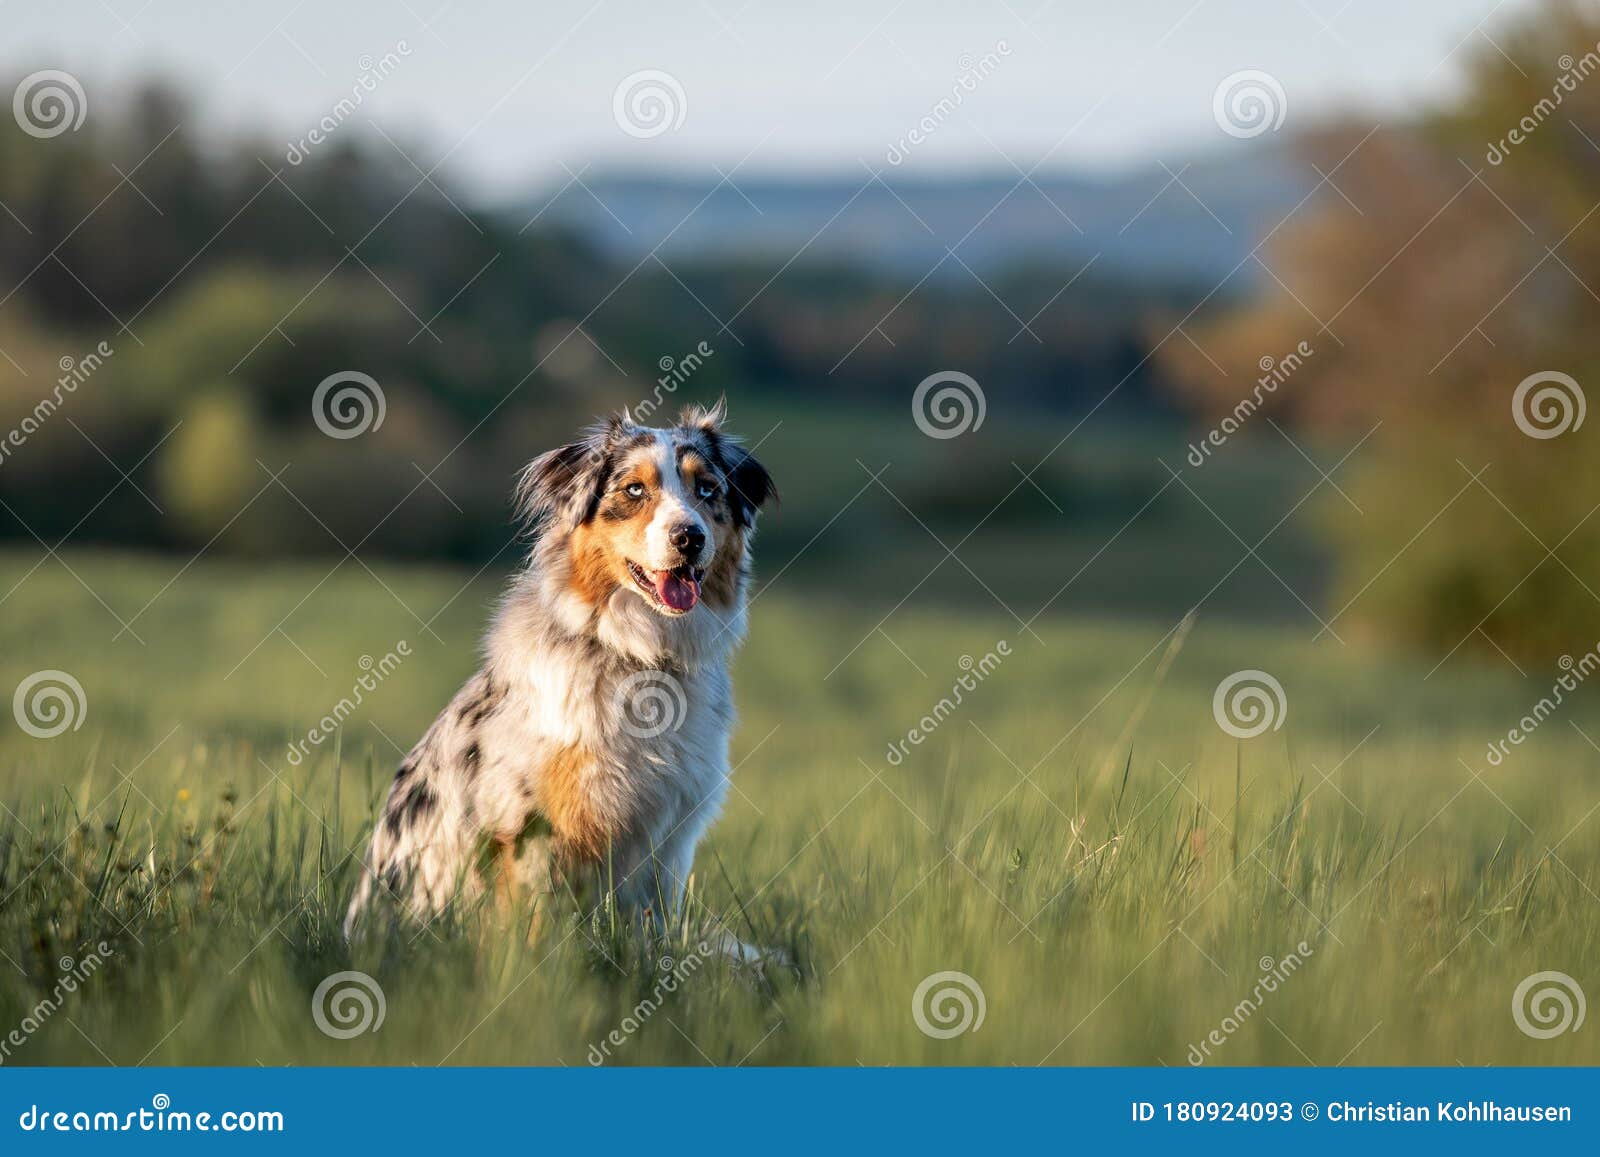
[343,401,774,956]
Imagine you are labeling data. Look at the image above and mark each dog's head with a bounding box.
[516,401,775,620]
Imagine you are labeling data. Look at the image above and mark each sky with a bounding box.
[1,0,1539,196]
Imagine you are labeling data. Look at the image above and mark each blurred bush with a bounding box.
[159,386,260,541]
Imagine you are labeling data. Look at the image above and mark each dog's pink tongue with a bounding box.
[655,570,700,611]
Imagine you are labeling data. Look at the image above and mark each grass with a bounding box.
[1,547,1598,1066]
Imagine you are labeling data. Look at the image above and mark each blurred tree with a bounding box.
[1163,0,1600,663]
[0,71,1199,566]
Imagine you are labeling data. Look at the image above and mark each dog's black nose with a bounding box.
[670,523,706,557]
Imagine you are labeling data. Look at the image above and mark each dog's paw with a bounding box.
[706,930,795,974]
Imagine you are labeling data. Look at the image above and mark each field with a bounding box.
[1,533,1598,1067]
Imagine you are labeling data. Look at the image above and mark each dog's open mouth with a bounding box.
[626,561,704,614]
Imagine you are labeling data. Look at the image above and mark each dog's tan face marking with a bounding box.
[701,534,745,609]
[678,447,737,536]
[565,445,659,608]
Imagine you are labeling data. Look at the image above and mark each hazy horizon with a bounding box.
[4,0,1535,196]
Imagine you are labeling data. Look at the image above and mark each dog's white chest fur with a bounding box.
[477,592,741,867]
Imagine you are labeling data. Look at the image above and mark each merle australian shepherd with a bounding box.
[344,402,775,958]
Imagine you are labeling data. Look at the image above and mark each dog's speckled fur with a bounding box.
[344,403,773,947]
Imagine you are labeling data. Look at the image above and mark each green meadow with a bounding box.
[1,530,1596,1065]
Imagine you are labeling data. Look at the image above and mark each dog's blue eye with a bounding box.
[696,481,716,500]
[625,483,646,498]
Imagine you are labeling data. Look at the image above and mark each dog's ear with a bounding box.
[514,417,624,533]
[679,400,773,528]
[723,443,775,530]
[678,396,727,432]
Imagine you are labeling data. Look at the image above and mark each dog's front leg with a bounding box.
[494,836,517,915]
[493,832,555,943]
[635,823,788,969]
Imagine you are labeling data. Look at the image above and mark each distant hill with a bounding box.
[513,141,1312,286]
